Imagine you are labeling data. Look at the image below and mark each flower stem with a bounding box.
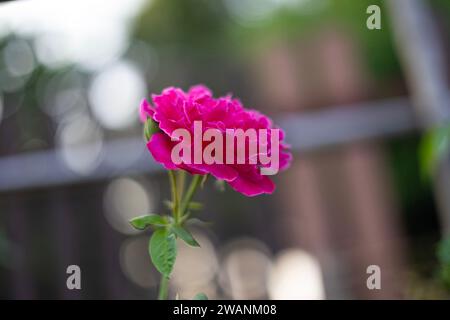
[177,170,186,200]
[157,173,202,300]
[179,175,203,219]
[158,276,169,300]
[168,170,180,223]
[156,171,181,300]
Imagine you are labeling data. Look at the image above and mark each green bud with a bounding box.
[144,118,160,141]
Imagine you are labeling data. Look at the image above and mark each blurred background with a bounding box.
[1,0,450,299]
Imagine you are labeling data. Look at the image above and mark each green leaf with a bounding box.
[172,225,200,247]
[149,228,177,278]
[129,214,168,230]
[193,293,208,300]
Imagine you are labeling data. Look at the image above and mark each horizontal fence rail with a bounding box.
[0,97,418,192]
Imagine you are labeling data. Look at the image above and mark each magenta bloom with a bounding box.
[140,85,292,196]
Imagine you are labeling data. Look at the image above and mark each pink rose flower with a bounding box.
[140,85,292,196]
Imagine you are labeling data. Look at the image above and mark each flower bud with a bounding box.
[144,118,160,142]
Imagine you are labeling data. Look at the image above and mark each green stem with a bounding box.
[168,170,180,223]
[157,171,181,300]
[176,170,186,200]
[179,175,203,220]
[157,173,202,300]
[158,276,169,300]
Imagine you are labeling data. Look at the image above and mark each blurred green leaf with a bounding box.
[438,237,450,265]
[437,236,450,288]
[420,126,450,180]
[130,214,168,230]
[149,229,177,278]
[172,225,200,247]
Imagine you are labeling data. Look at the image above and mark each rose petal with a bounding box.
[228,166,275,196]
[147,133,178,170]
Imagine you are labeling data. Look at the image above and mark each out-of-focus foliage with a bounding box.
[437,236,450,288]
[420,126,450,180]
[132,0,400,90]
[419,124,450,290]
[390,138,431,209]
[134,0,228,49]
[229,0,400,81]
[432,0,450,16]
